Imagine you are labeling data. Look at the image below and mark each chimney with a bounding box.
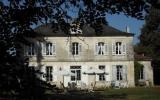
[126,26,130,33]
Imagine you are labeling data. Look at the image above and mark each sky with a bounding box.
[107,14,145,44]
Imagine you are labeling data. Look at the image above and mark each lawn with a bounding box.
[101,87,160,100]
[46,87,160,100]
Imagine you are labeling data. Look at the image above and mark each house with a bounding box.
[135,54,154,86]
[24,23,153,89]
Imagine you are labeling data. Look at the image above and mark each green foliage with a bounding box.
[134,61,144,86]
[139,7,160,84]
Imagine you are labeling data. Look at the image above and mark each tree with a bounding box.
[0,0,159,98]
[139,7,160,85]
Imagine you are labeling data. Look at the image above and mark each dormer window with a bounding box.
[70,23,82,34]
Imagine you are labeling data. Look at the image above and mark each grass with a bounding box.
[46,87,160,100]
[101,87,160,100]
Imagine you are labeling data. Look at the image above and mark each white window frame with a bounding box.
[70,66,81,82]
[71,42,81,56]
[26,44,35,56]
[112,65,127,81]
[41,42,56,56]
[99,65,106,81]
[139,66,144,80]
[112,42,126,55]
[46,66,53,82]
[116,65,123,81]
[95,42,108,55]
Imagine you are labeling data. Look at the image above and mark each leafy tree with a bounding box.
[139,7,160,85]
[0,0,159,98]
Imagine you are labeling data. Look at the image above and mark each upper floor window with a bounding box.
[26,44,35,56]
[71,42,81,55]
[99,65,105,81]
[42,42,56,56]
[112,42,126,55]
[95,42,108,55]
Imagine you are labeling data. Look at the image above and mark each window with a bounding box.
[46,43,54,55]
[70,66,81,81]
[99,65,105,81]
[112,65,127,81]
[116,65,123,80]
[139,66,144,80]
[112,42,126,55]
[95,42,108,55]
[46,66,53,82]
[116,42,122,55]
[26,44,35,56]
[71,42,81,55]
[41,42,56,55]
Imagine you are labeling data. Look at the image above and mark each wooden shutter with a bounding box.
[52,43,56,55]
[122,65,127,81]
[41,42,46,55]
[112,43,116,55]
[69,43,72,55]
[122,43,126,55]
[95,43,98,55]
[112,65,117,81]
[104,43,108,55]
[79,43,82,55]
[144,66,147,80]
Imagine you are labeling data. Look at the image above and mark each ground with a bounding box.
[46,87,160,100]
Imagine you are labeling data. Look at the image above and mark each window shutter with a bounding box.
[79,43,82,54]
[95,43,98,55]
[112,65,116,81]
[122,65,127,81]
[144,67,147,80]
[69,44,72,55]
[52,43,56,55]
[122,43,126,55]
[104,43,108,55]
[24,45,28,55]
[112,43,116,55]
[42,42,46,55]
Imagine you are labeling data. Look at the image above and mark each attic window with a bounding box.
[70,23,82,34]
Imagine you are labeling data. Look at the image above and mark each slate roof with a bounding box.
[135,54,152,61]
[34,23,134,37]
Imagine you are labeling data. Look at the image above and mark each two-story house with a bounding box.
[24,23,153,88]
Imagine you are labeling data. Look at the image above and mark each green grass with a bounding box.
[101,87,160,100]
[45,87,160,100]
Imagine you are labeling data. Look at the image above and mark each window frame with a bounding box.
[70,66,81,81]
[99,65,106,81]
[46,66,53,82]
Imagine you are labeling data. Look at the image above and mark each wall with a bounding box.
[138,61,154,86]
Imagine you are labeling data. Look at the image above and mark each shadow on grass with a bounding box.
[45,92,128,100]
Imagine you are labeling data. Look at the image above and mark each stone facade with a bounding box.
[25,24,153,88]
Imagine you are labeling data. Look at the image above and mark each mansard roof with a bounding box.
[34,23,134,37]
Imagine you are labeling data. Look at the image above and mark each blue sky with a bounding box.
[107,14,145,44]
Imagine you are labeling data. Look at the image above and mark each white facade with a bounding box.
[24,24,153,88]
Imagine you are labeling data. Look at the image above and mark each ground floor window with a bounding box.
[46,66,53,82]
[70,66,81,81]
[112,65,127,81]
[139,66,144,80]
[99,65,105,81]
[116,65,123,80]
